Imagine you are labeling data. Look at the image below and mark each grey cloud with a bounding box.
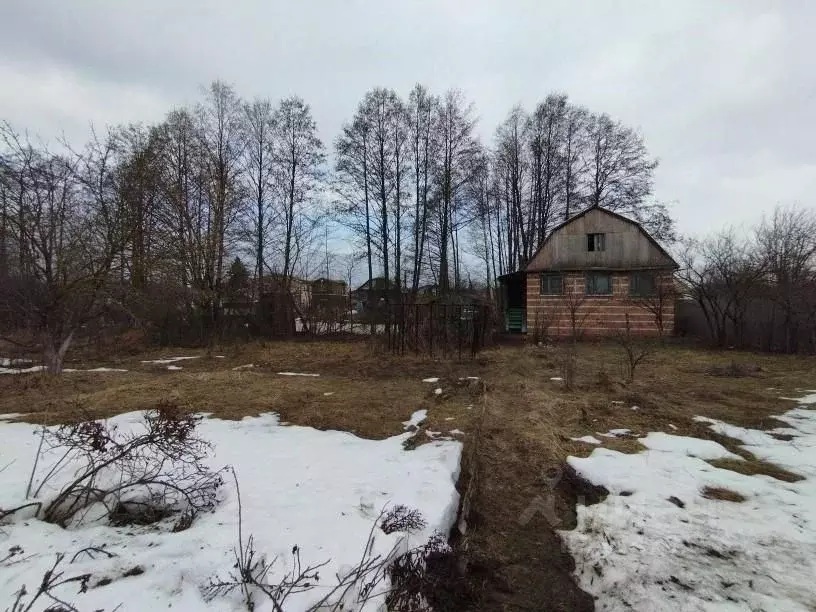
[1,0,813,235]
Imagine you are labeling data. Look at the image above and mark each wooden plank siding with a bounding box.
[526,271,675,337]
[526,207,676,272]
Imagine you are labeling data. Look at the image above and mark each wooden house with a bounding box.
[500,206,678,337]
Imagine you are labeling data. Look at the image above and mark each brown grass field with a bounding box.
[1,338,814,611]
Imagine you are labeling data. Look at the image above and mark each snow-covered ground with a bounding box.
[0,410,462,611]
[562,392,816,611]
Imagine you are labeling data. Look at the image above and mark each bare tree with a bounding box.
[196,81,246,344]
[677,231,764,348]
[433,90,479,292]
[335,110,374,299]
[270,96,325,290]
[755,206,816,353]
[629,272,678,338]
[242,98,277,295]
[407,84,438,295]
[0,124,129,372]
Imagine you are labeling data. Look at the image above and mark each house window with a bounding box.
[586,272,613,295]
[539,273,563,295]
[630,272,657,297]
[587,233,605,252]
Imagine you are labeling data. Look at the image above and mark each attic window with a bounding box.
[587,233,605,252]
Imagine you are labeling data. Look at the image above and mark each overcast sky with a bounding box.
[1,0,813,237]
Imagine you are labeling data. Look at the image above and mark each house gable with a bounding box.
[525,207,678,272]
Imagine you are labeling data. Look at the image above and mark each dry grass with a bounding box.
[707,457,804,483]
[1,338,814,611]
[0,340,484,441]
[701,486,747,503]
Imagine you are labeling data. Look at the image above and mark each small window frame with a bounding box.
[585,272,613,296]
[587,233,606,252]
[629,272,658,298]
[539,273,564,296]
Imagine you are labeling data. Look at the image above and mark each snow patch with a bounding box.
[232,364,255,370]
[562,398,816,611]
[0,410,462,611]
[277,372,320,377]
[434,388,443,396]
[639,432,742,461]
[597,428,633,438]
[403,409,427,430]
[422,377,440,383]
[141,356,200,365]
[571,435,602,445]
[0,365,46,375]
[166,365,183,371]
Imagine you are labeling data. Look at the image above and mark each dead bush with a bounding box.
[21,401,224,528]
[205,472,450,611]
[381,505,427,534]
[5,553,91,612]
[556,344,577,390]
[613,314,653,383]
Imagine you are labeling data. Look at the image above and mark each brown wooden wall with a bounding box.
[526,271,675,337]
[526,208,676,272]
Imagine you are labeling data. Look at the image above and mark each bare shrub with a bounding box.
[380,505,427,535]
[386,532,452,612]
[556,344,577,390]
[530,307,558,345]
[5,553,91,612]
[21,402,223,528]
[205,472,447,611]
[613,313,652,383]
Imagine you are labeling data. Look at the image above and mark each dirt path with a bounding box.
[452,387,596,611]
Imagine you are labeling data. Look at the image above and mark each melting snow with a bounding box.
[402,409,427,430]
[232,364,255,370]
[0,411,461,611]
[597,428,633,438]
[166,365,183,371]
[0,365,46,375]
[140,356,200,365]
[561,396,816,611]
[572,435,602,445]
[277,372,320,377]
[422,377,440,383]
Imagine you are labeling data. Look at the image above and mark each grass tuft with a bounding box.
[701,486,746,503]
[707,457,804,483]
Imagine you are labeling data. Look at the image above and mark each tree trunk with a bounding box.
[44,329,74,375]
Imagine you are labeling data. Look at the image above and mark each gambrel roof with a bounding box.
[525,206,678,272]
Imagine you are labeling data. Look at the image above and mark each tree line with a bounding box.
[678,206,816,354]
[0,80,663,369]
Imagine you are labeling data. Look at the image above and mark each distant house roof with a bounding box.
[353,277,400,292]
[524,205,678,272]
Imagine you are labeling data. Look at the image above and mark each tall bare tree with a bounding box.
[407,84,437,295]
[242,98,277,294]
[433,90,479,292]
[270,96,324,290]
